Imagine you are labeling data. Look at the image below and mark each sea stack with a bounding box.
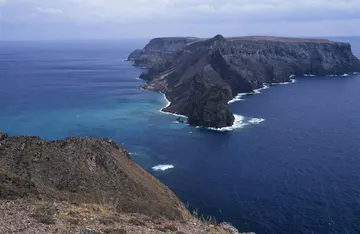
[129,35,360,128]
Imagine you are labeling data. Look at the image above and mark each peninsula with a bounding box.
[129,35,360,128]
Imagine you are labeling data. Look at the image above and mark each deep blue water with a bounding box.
[1,38,360,234]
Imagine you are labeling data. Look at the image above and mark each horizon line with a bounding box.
[1,35,360,42]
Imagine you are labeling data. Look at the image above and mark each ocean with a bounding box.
[1,37,360,234]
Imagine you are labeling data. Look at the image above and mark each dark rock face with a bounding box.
[0,131,8,141]
[127,49,142,61]
[185,65,234,128]
[0,134,190,220]
[128,37,201,74]
[129,35,360,128]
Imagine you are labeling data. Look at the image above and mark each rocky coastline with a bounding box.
[129,35,360,128]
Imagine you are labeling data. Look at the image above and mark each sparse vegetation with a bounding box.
[103,228,127,234]
[0,134,241,233]
[65,218,80,225]
[128,218,146,226]
[164,224,178,231]
[98,216,120,225]
[31,203,57,225]
[192,208,217,224]
[0,136,190,220]
[155,226,168,232]
[155,224,178,232]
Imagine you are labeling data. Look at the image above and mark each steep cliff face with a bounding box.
[129,35,360,128]
[128,37,201,80]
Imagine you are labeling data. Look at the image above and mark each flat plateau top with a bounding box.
[227,36,331,43]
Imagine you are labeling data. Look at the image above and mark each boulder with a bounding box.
[0,131,8,141]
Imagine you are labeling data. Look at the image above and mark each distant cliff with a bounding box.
[129,35,360,128]
[0,132,241,233]
[128,37,201,72]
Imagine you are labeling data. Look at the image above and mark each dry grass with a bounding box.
[0,136,190,221]
[128,218,147,226]
[30,203,57,225]
[0,136,244,233]
[0,199,245,234]
[103,228,127,234]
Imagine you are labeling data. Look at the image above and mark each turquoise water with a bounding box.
[0,40,184,151]
[1,39,360,234]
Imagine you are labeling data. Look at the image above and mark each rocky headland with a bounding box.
[128,35,360,128]
[0,131,241,234]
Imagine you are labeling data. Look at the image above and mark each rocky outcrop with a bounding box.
[0,131,8,141]
[129,35,360,128]
[128,37,201,81]
[128,49,142,61]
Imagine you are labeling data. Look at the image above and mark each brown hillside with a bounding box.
[0,133,189,220]
[0,132,243,233]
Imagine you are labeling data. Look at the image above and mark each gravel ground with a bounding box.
[0,199,251,234]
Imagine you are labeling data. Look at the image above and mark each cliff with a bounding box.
[129,35,360,128]
[129,37,201,76]
[0,131,240,233]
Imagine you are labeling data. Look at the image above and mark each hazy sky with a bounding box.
[1,0,360,40]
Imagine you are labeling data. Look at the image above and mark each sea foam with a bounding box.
[326,74,350,77]
[206,115,265,132]
[276,78,297,85]
[160,94,188,118]
[228,84,270,104]
[248,118,265,124]
[228,76,297,105]
[228,92,253,104]
[152,164,174,171]
[253,84,270,94]
[207,115,246,132]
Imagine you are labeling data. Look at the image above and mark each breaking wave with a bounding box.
[327,73,350,77]
[205,115,265,132]
[248,118,265,124]
[228,92,253,104]
[228,84,271,104]
[152,164,174,171]
[160,94,188,118]
[229,75,297,104]
[275,79,297,85]
[253,84,270,94]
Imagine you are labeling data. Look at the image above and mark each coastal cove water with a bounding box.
[1,38,360,234]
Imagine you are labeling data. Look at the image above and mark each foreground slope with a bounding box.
[0,132,240,233]
[129,35,360,128]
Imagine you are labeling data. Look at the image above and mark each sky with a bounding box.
[0,0,360,40]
